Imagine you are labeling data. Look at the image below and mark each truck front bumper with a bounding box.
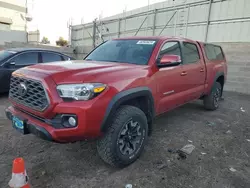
[5,105,103,143]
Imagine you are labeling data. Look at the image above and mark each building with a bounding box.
[28,30,40,44]
[0,0,28,44]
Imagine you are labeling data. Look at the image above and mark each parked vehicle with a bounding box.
[5,37,227,167]
[0,48,75,93]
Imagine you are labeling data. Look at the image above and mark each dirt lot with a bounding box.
[0,91,250,188]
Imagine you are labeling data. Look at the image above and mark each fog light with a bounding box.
[61,115,77,128]
[68,117,76,127]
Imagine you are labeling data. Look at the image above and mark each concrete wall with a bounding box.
[71,0,250,47]
[220,43,250,94]
[0,30,27,45]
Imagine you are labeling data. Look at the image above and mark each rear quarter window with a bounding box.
[204,44,224,61]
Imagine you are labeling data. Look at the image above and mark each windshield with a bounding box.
[0,50,16,62]
[85,39,157,65]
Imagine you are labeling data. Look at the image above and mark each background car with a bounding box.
[0,48,75,93]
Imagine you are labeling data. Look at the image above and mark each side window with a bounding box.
[204,44,224,60]
[41,52,62,63]
[182,42,200,64]
[62,55,73,61]
[12,52,38,65]
[62,55,69,61]
[204,44,216,60]
[159,41,181,59]
[214,46,224,60]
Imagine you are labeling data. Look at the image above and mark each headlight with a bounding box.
[57,83,106,100]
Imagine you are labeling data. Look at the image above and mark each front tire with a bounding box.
[203,82,222,110]
[97,105,148,167]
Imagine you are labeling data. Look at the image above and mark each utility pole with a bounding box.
[25,0,28,42]
[92,19,97,48]
[205,0,213,42]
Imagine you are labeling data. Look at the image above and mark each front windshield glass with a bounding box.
[85,39,157,65]
[0,50,16,62]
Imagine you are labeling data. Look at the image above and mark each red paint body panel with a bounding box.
[6,37,227,142]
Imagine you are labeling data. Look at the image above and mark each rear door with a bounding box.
[41,52,64,63]
[180,41,206,102]
[1,52,39,92]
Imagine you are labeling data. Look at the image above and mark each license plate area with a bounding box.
[12,116,29,134]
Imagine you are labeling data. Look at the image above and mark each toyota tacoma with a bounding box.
[6,36,227,167]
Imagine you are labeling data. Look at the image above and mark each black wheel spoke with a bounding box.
[214,88,221,108]
[117,119,143,155]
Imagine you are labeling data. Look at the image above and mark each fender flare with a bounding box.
[101,87,155,132]
[210,72,225,93]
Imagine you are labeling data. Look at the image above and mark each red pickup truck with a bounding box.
[6,36,227,167]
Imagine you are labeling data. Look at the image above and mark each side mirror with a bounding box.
[158,55,181,68]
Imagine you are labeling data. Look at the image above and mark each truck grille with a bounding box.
[9,76,49,112]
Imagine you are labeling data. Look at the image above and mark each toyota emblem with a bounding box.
[18,82,28,97]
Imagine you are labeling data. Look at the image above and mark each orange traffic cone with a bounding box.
[9,158,30,188]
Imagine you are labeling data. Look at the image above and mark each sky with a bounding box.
[27,0,166,44]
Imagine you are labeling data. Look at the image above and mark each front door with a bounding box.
[1,52,39,92]
[155,41,186,114]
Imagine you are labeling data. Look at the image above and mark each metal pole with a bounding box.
[174,10,178,36]
[81,18,84,45]
[205,0,213,42]
[96,26,104,42]
[68,21,71,45]
[92,19,97,48]
[25,0,28,42]
[118,19,121,38]
[185,5,190,37]
[123,5,127,33]
[134,16,148,36]
[146,0,150,35]
[152,9,157,36]
[158,11,177,36]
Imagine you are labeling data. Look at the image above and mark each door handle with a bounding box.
[181,71,187,76]
[200,68,205,72]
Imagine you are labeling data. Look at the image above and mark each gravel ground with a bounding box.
[0,91,250,188]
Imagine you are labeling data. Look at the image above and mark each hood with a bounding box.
[21,60,149,84]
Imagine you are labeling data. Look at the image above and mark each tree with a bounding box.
[41,36,50,44]
[56,37,68,47]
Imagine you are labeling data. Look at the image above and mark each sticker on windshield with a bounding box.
[137,41,155,45]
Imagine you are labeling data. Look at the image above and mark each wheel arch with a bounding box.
[100,87,155,134]
[211,72,225,96]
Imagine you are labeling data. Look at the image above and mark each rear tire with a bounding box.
[203,82,222,110]
[97,105,148,167]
